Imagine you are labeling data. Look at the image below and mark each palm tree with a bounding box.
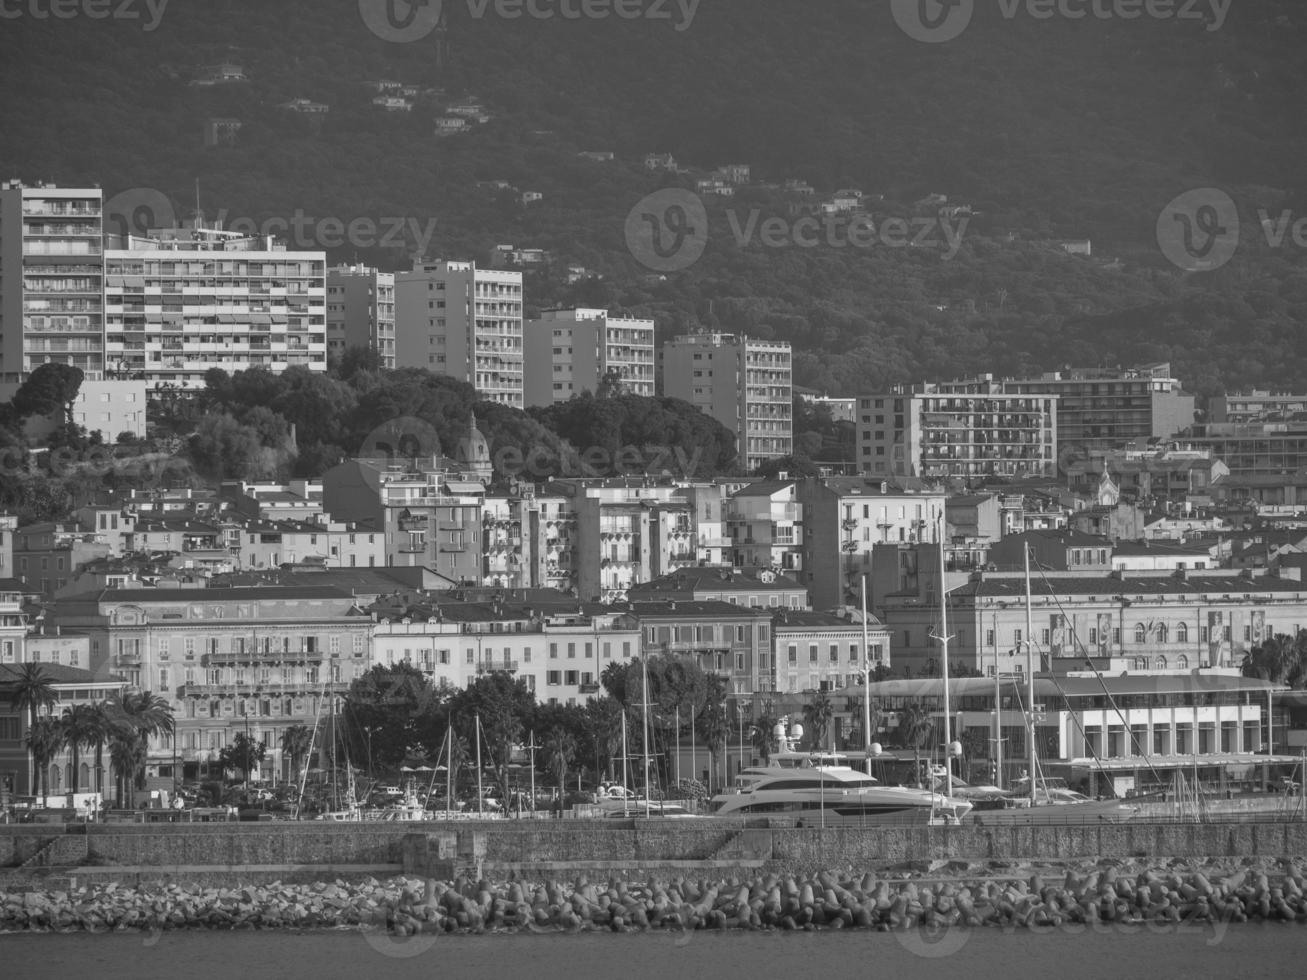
[86,701,114,796]
[696,694,729,792]
[25,717,66,801]
[803,690,835,752]
[58,703,100,795]
[899,700,936,788]
[750,712,778,765]
[280,724,314,783]
[542,725,576,799]
[8,663,58,795]
[106,690,175,804]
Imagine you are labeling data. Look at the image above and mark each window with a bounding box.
[829,644,839,664]
[985,629,995,648]
[546,671,561,686]
[564,671,579,686]
[466,648,474,664]
[849,643,859,663]
[1222,626,1231,642]
[1157,624,1168,643]
[567,642,576,659]
[1243,626,1251,642]
[1013,629,1023,648]
[329,635,340,654]
[1134,624,1146,644]
[602,642,611,659]
[550,643,559,659]
[1155,655,1167,670]
[1176,622,1188,643]
[1042,629,1051,646]
[787,645,797,666]
[524,647,532,663]
[1112,628,1121,645]
[808,644,818,664]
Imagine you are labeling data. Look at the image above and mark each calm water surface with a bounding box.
[3,924,1303,980]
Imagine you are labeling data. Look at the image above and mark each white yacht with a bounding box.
[708,722,972,826]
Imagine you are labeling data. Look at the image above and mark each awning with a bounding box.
[1067,754,1303,772]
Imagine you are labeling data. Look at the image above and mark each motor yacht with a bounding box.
[708,722,972,826]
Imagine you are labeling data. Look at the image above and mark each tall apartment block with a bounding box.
[326,264,395,368]
[102,222,326,390]
[1003,363,1194,454]
[395,260,523,408]
[0,181,105,383]
[856,379,1058,482]
[523,308,655,407]
[660,333,792,473]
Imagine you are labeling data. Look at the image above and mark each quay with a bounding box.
[3,818,1307,888]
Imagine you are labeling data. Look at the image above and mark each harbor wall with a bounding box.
[4,820,1307,876]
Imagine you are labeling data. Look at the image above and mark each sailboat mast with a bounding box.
[1024,544,1037,805]
[861,574,873,775]
[621,710,629,798]
[475,714,484,815]
[937,511,953,800]
[641,658,652,817]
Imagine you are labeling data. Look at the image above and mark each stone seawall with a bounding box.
[4,820,1307,878]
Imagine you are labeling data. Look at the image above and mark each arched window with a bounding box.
[1157,623,1169,644]
[1176,655,1189,669]
[79,762,90,789]
[1134,624,1147,644]
[1133,657,1148,671]
[50,764,62,791]
[1155,655,1167,670]
[1176,623,1188,643]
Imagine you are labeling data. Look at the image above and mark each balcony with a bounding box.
[115,651,142,667]
[579,682,600,695]
[203,648,324,666]
[476,659,519,674]
[179,680,350,698]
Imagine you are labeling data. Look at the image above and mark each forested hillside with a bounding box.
[2,0,1305,398]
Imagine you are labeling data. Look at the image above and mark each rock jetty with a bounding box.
[3,862,1306,934]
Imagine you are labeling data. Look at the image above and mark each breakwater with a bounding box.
[3,862,1306,935]
[5,819,1307,880]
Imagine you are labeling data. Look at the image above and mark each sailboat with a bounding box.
[962,544,1138,826]
[595,664,691,818]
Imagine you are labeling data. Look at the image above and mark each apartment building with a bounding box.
[395,260,523,407]
[725,479,803,572]
[772,609,890,698]
[547,479,698,603]
[1003,363,1194,455]
[660,333,792,472]
[796,477,946,611]
[0,181,105,383]
[856,379,1058,482]
[625,599,774,699]
[326,264,396,368]
[53,585,374,784]
[1209,391,1307,426]
[481,487,577,592]
[523,308,655,406]
[102,221,326,390]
